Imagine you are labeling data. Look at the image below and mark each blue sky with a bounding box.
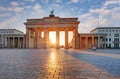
[0,0,120,33]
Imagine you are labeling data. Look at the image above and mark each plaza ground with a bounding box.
[0,49,120,79]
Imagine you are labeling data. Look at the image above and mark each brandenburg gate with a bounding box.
[24,12,80,49]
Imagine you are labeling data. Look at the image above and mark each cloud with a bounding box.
[68,0,85,4]
[13,7,24,12]
[71,0,78,3]
[90,7,106,14]
[0,6,24,12]
[55,0,62,3]
[24,5,31,9]
[78,0,120,33]
[70,7,77,11]
[90,7,112,18]
[10,1,24,12]
[79,13,92,19]
[52,3,62,8]
[0,16,19,28]
[0,6,7,11]
[7,7,24,12]
[78,13,98,33]
[0,1,24,13]
[24,0,35,2]
[41,0,48,3]
[10,1,19,6]
[103,0,120,6]
[32,3,44,13]
[0,15,25,33]
[33,3,41,10]
[0,13,10,17]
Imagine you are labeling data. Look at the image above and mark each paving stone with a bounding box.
[0,49,119,79]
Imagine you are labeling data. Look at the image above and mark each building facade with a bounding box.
[91,27,120,48]
[0,29,25,48]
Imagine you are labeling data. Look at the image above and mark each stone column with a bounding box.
[65,28,68,49]
[44,29,47,48]
[18,37,20,48]
[92,36,94,47]
[34,28,38,48]
[22,37,24,48]
[56,28,60,48]
[38,30,42,48]
[101,38,103,48]
[73,29,75,48]
[4,37,7,48]
[73,28,79,49]
[104,36,106,49]
[13,37,15,48]
[98,34,100,48]
[29,29,34,48]
[75,29,79,49]
[86,37,88,49]
[26,28,29,48]
[47,30,49,48]
[79,36,81,49]
[8,37,10,48]
[7,37,9,48]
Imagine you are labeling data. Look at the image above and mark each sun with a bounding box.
[50,38,56,44]
[49,31,73,46]
[49,32,56,44]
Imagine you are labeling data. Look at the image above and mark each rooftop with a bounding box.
[0,29,24,34]
[91,27,120,32]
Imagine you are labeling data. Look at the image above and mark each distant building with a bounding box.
[0,29,25,48]
[79,33,106,49]
[91,27,120,48]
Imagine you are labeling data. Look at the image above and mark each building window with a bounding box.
[106,34,108,36]
[113,30,114,32]
[109,38,111,41]
[114,43,119,48]
[109,30,111,32]
[114,33,119,37]
[109,34,111,36]
[11,31,14,33]
[106,30,108,32]
[109,44,111,48]
[114,38,119,42]
[99,30,101,32]
[106,38,108,41]
[103,39,105,41]
[106,44,108,47]
[116,30,118,32]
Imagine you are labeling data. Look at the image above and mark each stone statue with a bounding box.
[50,9,54,15]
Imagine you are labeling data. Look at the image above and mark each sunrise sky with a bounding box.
[0,0,120,34]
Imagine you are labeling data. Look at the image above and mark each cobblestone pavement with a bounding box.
[88,49,120,55]
[0,49,119,79]
[69,49,120,59]
[66,49,120,77]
